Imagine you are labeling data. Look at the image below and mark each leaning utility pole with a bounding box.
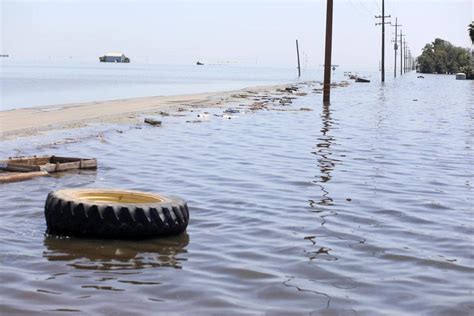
[323,0,334,104]
[391,18,401,78]
[296,39,301,77]
[375,0,391,82]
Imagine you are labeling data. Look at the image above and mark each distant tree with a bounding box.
[469,22,474,43]
[417,38,471,74]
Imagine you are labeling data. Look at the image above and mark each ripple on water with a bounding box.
[0,75,473,314]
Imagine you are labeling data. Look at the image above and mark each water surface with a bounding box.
[0,61,313,110]
[0,74,472,315]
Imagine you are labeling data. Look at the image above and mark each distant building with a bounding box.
[99,53,130,63]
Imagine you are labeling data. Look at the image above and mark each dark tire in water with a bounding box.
[45,188,189,239]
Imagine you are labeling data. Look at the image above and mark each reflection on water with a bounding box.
[43,234,189,270]
[310,104,336,207]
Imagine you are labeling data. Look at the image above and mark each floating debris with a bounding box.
[197,112,210,119]
[144,118,162,126]
[231,94,250,99]
[223,108,240,114]
[355,78,370,83]
[279,97,293,105]
[0,156,97,184]
[285,86,299,93]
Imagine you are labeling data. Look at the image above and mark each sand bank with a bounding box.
[0,84,296,140]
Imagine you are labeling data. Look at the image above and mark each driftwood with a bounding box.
[0,155,97,184]
[0,171,49,184]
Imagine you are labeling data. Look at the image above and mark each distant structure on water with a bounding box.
[99,53,130,63]
[196,61,204,65]
[0,54,9,58]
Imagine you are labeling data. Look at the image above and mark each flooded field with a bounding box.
[0,74,472,315]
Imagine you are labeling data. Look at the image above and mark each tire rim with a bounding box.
[57,189,169,204]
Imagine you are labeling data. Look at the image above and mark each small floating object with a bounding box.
[144,118,162,126]
[355,77,370,83]
[0,156,97,184]
[197,112,210,119]
[417,75,425,78]
[45,188,189,238]
[285,86,299,93]
[223,108,240,114]
[455,73,466,80]
[196,61,204,65]
[279,97,293,105]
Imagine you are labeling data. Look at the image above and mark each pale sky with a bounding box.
[1,0,472,69]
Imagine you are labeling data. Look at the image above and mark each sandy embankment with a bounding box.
[0,84,297,140]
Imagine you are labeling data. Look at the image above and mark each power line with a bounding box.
[347,0,371,17]
[353,0,377,16]
[372,0,382,12]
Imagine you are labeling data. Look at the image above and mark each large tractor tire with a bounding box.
[45,188,189,239]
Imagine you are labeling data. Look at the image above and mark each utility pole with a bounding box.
[403,40,407,73]
[409,50,412,71]
[323,0,333,104]
[296,39,301,77]
[375,0,391,82]
[407,50,411,72]
[391,18,401,78]
[400,30,404,76]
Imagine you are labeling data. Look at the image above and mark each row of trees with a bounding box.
[417,23,473,77]
[417,38,471,74]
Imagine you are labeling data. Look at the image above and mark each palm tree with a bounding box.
[469,22,474,44]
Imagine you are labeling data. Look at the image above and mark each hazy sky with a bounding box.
[1,0,472,69]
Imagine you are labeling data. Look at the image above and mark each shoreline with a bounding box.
[0,83,300,140]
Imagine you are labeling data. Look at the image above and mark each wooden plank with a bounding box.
[80,159,98,169]
[0,171,49,183]
[1,156,51,165]
[0,162,41,172]
[50,156,82,163]
[0,156,98,183]
[41,159,97,173]
[41,162,75,172]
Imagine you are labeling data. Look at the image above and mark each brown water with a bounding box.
[1,74,473,315]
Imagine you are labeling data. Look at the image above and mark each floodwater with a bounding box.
[0,74,473,315]
[0,61,310,110]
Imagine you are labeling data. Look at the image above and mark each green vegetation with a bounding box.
[417,38,471,75]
